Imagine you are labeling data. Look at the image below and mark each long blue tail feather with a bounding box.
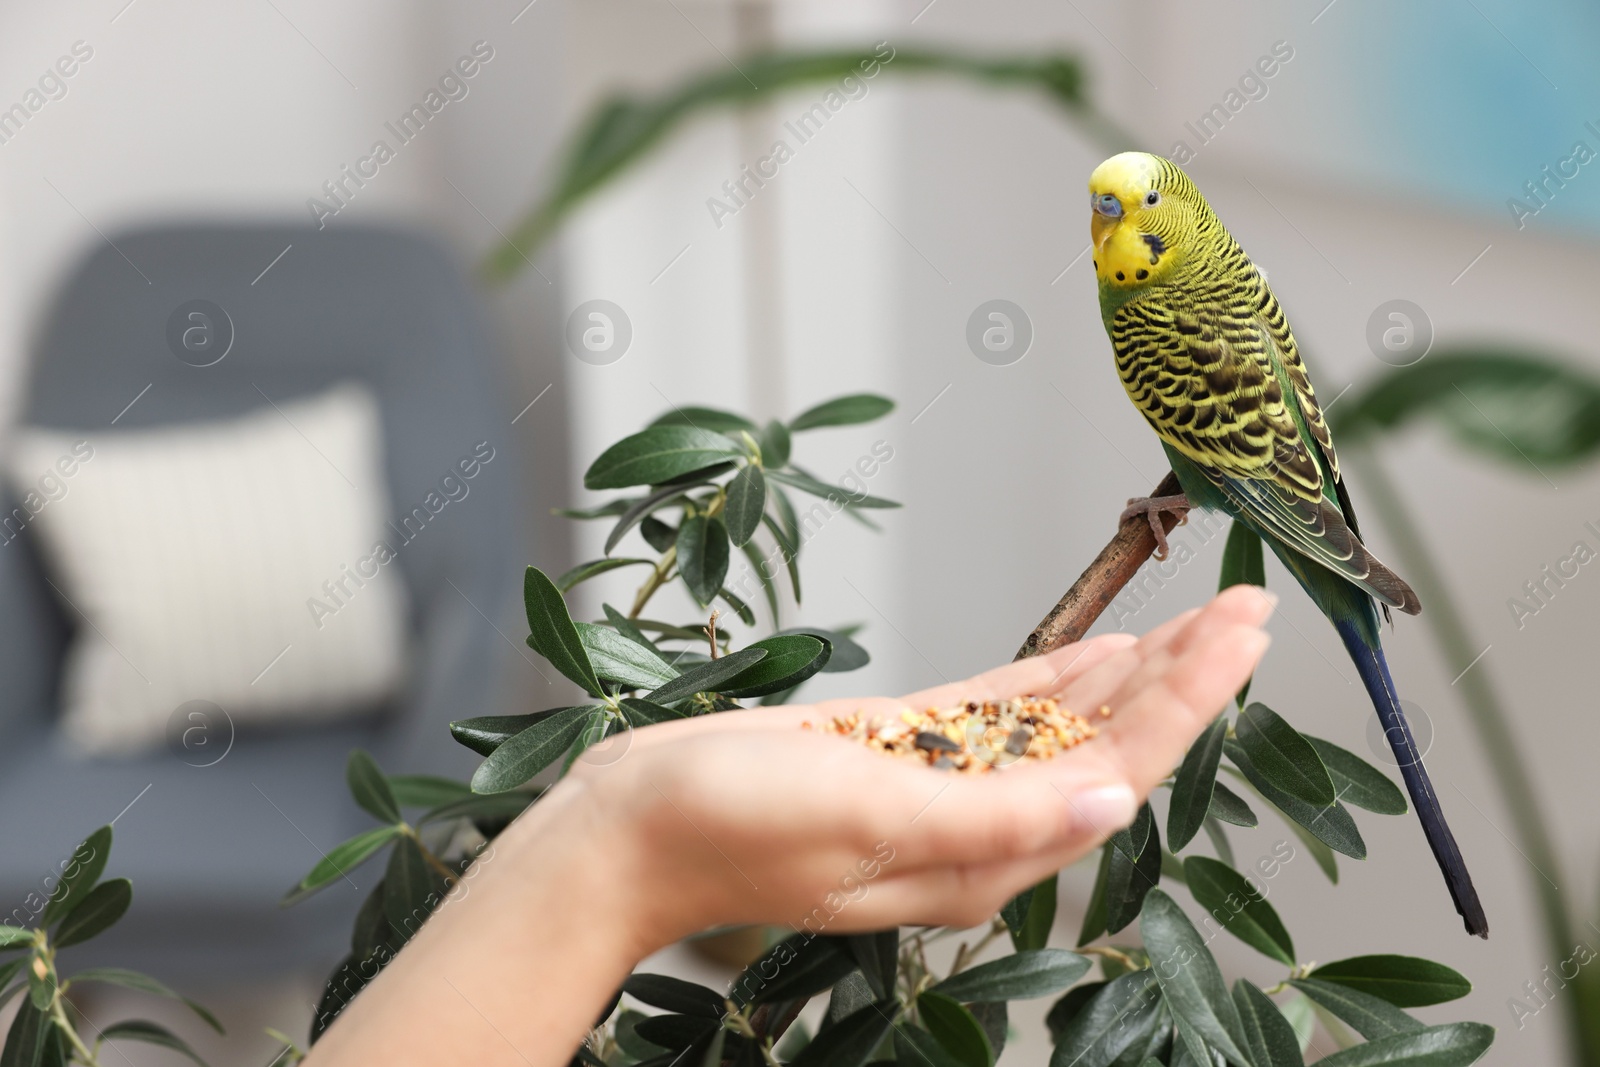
[1332,617,1489,938]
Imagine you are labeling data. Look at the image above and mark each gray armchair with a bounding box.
[0,223,526,979]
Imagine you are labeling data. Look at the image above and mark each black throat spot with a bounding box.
[1142,233,1167,262]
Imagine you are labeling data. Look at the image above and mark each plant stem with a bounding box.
[395,824,463,888]
[1354,451,1599,1062]
[52,997,99,1067]
[629,546,677,619]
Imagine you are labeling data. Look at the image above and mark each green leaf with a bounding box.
[1279,992,1318,1056]
[759,419,792,467]
[677,515,731,606]
[1047,972,1163,1067]
[717,587,757,627]
[586,426,744,490]
[969,1002,1008,1061]
[614,697,686,727]
[1233,981,1304,1067]
[69,968,223,1033]
[1168,716,1227,852]
[54,878,132,948]
[350,881,390,959]
[603,603,658,650]
[418,792,534,827]
[43,825,111,927]
[790,1002,896,1067]
[843,929,899,1001]
[470,706,595,792]
[1207,781,1258,827]
[1,1003,49,1067]
[1335,347,1600,467]
[1306,737,1408,816]
[737,539,781,624]
[1182,856,1294,965]
[1104,805,1162,934]
[768,467,899,509]
[724,466,766,547]
[776,627,869,672]
[1203,817,1235,867]
[385,836,445,945]
[575,622,680,690]
[556,498,633,520]
[98,1020,211,1066]
[604,481,704,554]
[730,934,855,1007]
[760,513,802,604]
[640,515,677,553]
[0,930,27,951]
[649,405,758,435]
[1139,889,1253,1067]
[346,750,401,824]
[769,482,802,550]
[556,556,654,592]
[1236,703,1335,807]
[615,1009,666,1059]
[631,1014,716,1050]
[1289,978,1423,1040]
[719,635,830,697]
[1219,520,1265,706]
[1076,841,1113,946]
[523,566,603,695]
[1285,817,1341,882]
[1310,1023,1494,1066]
[790,394,895,431]
[1309,956,1471,1008]
[1225,745,1366,859]
[623,973,724,1017]
[26,969,50,1012]
[896,1025,968,1067]
[932,949,1090,1003]
[386,775,470,810]
[1003,873,1057,952]
[917,990,993,1067]
[645,646,767,704]
[283,825,402,904]
[561,707,608,777]
[448,710,560,757]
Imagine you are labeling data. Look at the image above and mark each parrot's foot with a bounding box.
[1120,493,1192,561]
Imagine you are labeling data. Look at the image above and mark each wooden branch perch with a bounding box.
[1014,470,1183,660]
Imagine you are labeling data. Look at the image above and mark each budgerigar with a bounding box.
[1086,151,1487,938]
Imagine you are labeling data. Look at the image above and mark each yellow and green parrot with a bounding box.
[1087,151,1487,938]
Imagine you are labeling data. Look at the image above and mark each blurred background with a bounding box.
[0,1,1596,1063]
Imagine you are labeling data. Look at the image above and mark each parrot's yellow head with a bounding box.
[1088,152,1201,291]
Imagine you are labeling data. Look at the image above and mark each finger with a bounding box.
[837,844,1103,932]
[1096,622,1272,796]
[1068,587,1276,718]
[900,632,1137,710]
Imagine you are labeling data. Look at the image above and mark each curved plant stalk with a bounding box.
[1354,449,1600,1064]
[483,45,1136,279]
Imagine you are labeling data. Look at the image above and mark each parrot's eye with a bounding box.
[1144,190,1161,207]
[1093,193,1123,218]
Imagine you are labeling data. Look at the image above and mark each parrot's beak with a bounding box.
[1091,212,1117,253]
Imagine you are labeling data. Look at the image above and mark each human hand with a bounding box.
[550,585,1276,956]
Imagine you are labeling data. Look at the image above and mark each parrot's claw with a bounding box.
[1120,493,1192,561]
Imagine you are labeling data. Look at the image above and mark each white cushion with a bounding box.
[4,383,410,755]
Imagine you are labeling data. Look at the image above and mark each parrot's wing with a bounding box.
[1152,300,1421,615]
[1202,466,1419,614]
